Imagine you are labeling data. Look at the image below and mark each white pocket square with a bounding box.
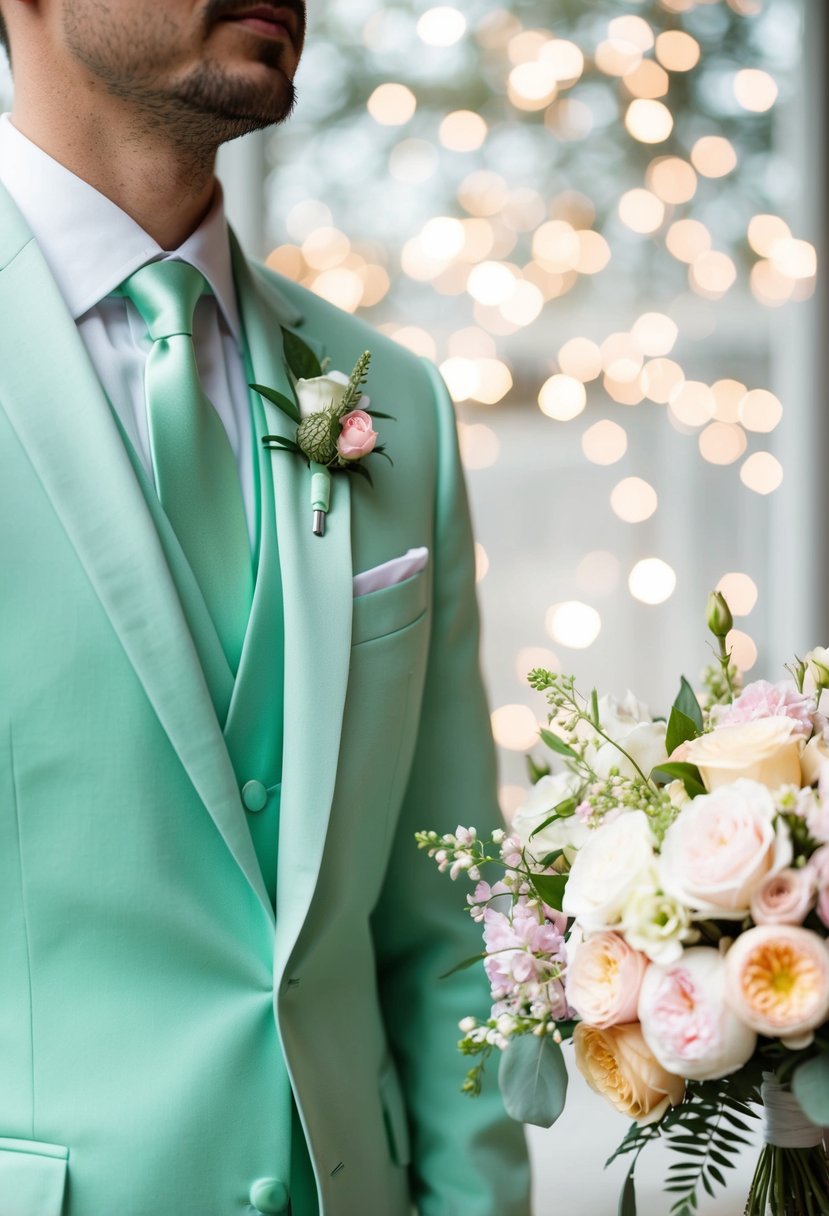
[353,547,429,597]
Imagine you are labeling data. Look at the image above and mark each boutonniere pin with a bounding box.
[253,330,393,537]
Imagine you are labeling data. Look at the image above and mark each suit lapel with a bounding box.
[0,186,273,920]
[231,240,354,974]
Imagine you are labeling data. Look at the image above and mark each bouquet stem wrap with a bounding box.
[745,1074,829,1215]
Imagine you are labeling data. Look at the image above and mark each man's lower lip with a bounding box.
[225,15,291,39]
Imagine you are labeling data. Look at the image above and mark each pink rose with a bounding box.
[725,924,829,1040]
[713,680,815,737]
[659,779,792,919]
[638,948,756,1080]
[338,409,377,460]
[565,932,648,1028]
[750,868,815,926]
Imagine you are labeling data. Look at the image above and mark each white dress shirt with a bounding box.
[0,114,256,542]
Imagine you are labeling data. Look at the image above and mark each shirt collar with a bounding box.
[0,113,242,342]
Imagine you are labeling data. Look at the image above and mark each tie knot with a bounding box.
[119,260,208,341]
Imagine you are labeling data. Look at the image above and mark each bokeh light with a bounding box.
[629,559,677,605]
[717,573,759,616]
[546,601,602,649]
[611,477,658,523]
[491,704,540,750]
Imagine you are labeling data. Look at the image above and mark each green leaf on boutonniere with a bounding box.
[282,327,323,380]
[348,461,374,487]
[262,433,302,454]
[366,409,396,420]
[251,382,301,425]
[498,1033,568,1127]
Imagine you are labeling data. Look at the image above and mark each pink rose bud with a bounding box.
[750,867,815,926]
[338,409,377,461]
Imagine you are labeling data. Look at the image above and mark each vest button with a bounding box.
[250,1176,290,1214]
[241,780,268,813]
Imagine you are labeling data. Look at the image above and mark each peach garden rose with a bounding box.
[565,931,648,1029]
[724,924,829,1040]
[573,1022,685,1126]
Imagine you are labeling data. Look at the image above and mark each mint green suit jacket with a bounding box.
[0,182,530,1216]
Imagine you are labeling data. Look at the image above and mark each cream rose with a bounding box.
[638,948,757,1081]
[573,1022,685,1125]
[511,772,588,860]
[724,924,829,1040]
[682,717,803,793]
[563,811,657,933]
[565,932,648,1028]
[659,780,792,919]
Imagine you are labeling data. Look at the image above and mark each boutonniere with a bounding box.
[253,330,393,536]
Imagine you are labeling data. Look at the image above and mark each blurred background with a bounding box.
[215,0,823,1210]
[0,0,813,1209]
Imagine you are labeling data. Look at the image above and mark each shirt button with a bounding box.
[250,1176,290,1214]
[241,780,268,813]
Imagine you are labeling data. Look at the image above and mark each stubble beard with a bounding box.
[62,3,298,161]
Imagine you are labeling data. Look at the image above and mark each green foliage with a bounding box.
[498,1033,568,1127]
[526,754,551,784]
[651,762,706,800]
[607,1080,758,1216]
[665,706,702,756]
[530,872,567,911]
[281,327,323,381]
[675,677,704,732]
[792,1054,829,1125]
[250,382,301,424]
[539,727,578,760]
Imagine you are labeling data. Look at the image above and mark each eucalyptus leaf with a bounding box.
[666,706,702,756]
[498,1033,568,1127]
[250,382,301,424]
[792,1055,829,1124]
[282,327,322,380]
[675,676,704,732]
[539,728,578,760]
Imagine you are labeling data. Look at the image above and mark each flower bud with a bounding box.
[707,591,734,640]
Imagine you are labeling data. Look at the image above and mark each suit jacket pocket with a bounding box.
[379,1057,412,1168]
[352,568,428,647]
[0,1137,68,1216]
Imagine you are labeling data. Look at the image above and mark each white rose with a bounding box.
[621,884,696,966]
[511,772,588,859]
[294,370,371,421]
[659,779,792,919]
[682,717,803,793]
[563,811,657,933]
[638,948,757,1081]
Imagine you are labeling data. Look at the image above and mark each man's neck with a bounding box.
[9,100,218,250]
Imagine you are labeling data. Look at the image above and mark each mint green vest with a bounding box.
[110,350,321,1216]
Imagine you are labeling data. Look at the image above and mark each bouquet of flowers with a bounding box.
[418,594,829,1216]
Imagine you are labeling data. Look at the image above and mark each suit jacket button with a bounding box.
[250,1176,290,1214]
[241,780,268,813]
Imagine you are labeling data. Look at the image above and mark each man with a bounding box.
[0,1,530,1213]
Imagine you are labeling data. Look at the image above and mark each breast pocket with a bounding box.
[0,1137,68,1216]
[351,568,429,648]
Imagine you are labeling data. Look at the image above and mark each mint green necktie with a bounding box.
[120,259,253,674]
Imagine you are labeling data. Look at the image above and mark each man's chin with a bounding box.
[173,65,297,133]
